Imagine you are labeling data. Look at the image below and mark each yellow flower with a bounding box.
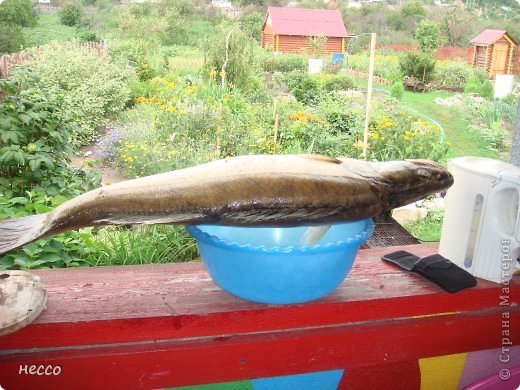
[168,106,175,112]
[381,136,385,140]
[404,135,410,141]
[371,133,379,139]
[385,121,392,127]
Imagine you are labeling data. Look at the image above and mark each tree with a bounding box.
[202,25,257,90]
[307,34,327,57]
[60,2,85,27]
[399,51,436,83]
[163,9,188,45]
[0,0,36,27]
[387,1,426,32]
[0,22,24,54]
[415,20,442,53]
[440,8,474,46]
[239,12,264,42]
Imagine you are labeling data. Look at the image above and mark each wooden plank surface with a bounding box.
[0,243,518,390]
[0,243,517,351]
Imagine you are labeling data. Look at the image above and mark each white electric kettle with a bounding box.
[439,157,520,283]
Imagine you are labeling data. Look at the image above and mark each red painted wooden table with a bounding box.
[0,243,519,390]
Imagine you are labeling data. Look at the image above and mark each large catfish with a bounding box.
[0,154,453,254]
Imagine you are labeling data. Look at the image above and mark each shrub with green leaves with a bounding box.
[13,43,135,145]
[0,0,36,27]
[239,11,264,42]
[390,81,405,99]
[399,51,436,83]
[434,61,473,89]
[60,2,84,27]
[202,25,258,91]
[322,74,354,92]
[163,10,189,45]
[415,19,442,53]
[0,77,100,195]
[0,22,24,53]
[262,53,307,73]
[291,75,322,105]
[464,75,493,99]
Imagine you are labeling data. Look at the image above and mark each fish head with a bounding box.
[379,159,454,208]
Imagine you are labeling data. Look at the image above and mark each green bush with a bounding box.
[0,22,24,53]
[13,43,135,145]
[239,11,264,42]
[0,0,36,27]
[434,61,472,88]
[399,51,436,83]
[464,75,493,99]
[60,2,84,27]
[163,10,189,45]
[202,25,257,91]
[390,81,405,99]
[262,54,307,73]
[322,74,354,92]
[415,19,442,53]
[291,75,322,105]
[0,77,99,197]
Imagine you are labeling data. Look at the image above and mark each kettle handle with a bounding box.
[514,189,520,271]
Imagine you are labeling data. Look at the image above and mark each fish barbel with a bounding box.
[0,154,453,254]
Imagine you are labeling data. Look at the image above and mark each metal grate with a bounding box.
[362,218,420,249]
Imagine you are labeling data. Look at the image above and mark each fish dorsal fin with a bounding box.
[300,154,342,164]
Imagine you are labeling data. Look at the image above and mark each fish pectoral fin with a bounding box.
[300,154,342,164]
[93,213,206,226]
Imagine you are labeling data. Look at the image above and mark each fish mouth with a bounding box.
[386,159,454,208]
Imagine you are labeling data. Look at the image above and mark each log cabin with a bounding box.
[261,7,348,55]
[470,29,517,77]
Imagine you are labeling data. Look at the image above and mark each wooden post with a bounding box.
[362,33,377,159]
[216,126,221,159]
[273,114,279,154]
[509,97,520,167]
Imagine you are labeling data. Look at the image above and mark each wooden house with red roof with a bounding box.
[470,29,517,76]
[261,7,348,54]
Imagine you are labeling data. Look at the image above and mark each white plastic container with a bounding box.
[308,58,323,74]
[439,157,520,283]
[494,74,514,99]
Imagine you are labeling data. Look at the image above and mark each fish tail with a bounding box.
[0,214,50,255]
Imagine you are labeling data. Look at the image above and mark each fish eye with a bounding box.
[416,168,430,178]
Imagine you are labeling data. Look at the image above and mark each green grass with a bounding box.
[399,89,498,161]
[404,208,444,242]
[24,13,80,48]
[352,77,498,162]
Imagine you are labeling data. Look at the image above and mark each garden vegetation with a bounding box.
[0,0,517,268]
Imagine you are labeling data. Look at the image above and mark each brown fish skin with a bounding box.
[0,154,453,254]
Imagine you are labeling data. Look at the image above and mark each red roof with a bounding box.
[266,7,348,38]
[470,29,513,45]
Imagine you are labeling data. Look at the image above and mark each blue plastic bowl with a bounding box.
[186,219,374,304]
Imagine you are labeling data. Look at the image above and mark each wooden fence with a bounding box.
[344,68,392,86]
[378,44,520,75]
[379,45,472,62]
[0,41,108,79]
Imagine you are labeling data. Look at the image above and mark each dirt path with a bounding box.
[70,145,126,186]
